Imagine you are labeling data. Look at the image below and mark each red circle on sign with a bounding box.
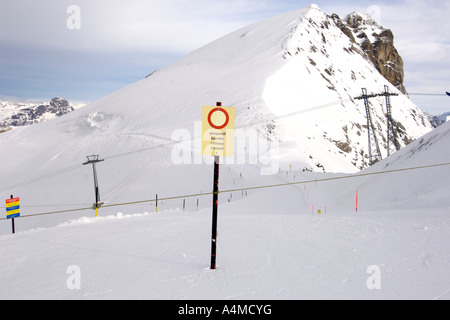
[208,108,229,130]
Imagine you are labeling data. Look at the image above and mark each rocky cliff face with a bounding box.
[425,111,450,128]
[0,97,75,128]
[331,12,407,94]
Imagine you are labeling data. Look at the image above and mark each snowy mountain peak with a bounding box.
[262,6,431,171]
[345,11,378,28]
[308,4,321,10]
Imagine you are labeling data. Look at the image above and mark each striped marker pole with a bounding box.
[6,195,20,234]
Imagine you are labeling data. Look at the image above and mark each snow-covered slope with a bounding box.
[308,120,450,215]
[0,109,449,300]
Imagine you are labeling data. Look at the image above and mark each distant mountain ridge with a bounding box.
[0,97,77,129]
[425,111,450,128]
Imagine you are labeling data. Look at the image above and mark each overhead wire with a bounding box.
[408,93,448,97]
[103,98,351,161]
[0,164,84,194]
[0,91,445,215]
[101,89,447,162]
[2,160,448,222]
[0,97,348,197]
[102,90,446,162]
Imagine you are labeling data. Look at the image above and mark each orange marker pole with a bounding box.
[356,190,359,212]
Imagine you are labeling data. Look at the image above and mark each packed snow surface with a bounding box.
[1,121,449,300]
[1,206,449,300]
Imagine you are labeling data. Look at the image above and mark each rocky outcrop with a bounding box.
[425,111,450,128]
[1,97,75,127]
[332,12,407,94]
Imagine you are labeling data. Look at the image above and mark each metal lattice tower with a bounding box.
[378,85,400,156]
[355,88,383,165]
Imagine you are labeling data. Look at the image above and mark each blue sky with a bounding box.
[0,0,448,114]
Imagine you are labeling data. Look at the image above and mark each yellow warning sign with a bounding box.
[202,106,235,157]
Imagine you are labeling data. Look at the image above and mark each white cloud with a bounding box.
[0,0,287,54]
[0,0,448,111]
[380,0,450,108]
[2,0,448,63]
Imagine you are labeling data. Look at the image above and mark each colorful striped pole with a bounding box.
[6,195,20,234]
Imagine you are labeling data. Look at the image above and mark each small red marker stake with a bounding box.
[356,190,359,213]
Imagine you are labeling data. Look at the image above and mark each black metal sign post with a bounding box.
[204,101,234,270]
[210,154,220,270]
[210,101,223,270]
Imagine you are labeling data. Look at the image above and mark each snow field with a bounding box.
[1,186,449,300]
